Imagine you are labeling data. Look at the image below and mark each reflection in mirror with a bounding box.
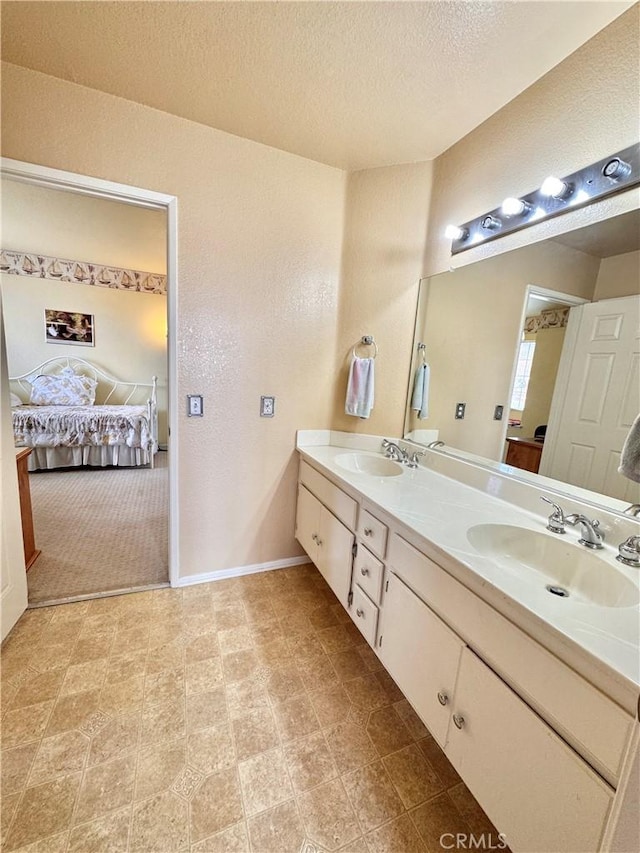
[405,208,640,506]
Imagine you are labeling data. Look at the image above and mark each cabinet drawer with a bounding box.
[354,544,384,604]
[299,460,357,530]
[357,509,388,559]
[351,585,379,647]
[388,533,633,785]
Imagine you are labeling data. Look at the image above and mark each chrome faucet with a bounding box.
[381,439,407,463]
[565,513,604,549]
[540,496,566,534]
[617,536,640,568]
[407,450,426,468]
[623,504,640,517]
[427,440,445,449]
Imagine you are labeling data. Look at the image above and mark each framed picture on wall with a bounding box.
[45,309,94,346]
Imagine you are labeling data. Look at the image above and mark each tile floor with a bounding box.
[1,564,503,853]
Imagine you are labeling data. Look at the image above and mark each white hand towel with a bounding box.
[619,413,640,483]
[345,356,375,419]
[411,363,430,420]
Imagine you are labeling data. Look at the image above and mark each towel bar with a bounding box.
[352,335,378,359]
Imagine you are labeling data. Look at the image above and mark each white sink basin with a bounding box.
[334,452,404,478]
[467,523,639,608]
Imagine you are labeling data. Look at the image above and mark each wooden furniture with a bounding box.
[505,435,543,473]
[16,448,40,570]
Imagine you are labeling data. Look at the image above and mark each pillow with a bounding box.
[10,392,23,407]
[29,367,97,406]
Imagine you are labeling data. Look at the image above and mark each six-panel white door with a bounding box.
[541,295,640,501]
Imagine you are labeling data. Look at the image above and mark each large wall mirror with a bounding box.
[404,206,640,509]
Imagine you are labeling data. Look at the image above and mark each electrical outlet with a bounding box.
[260,396,275,417]
[187,395,203,417]
[455,402,466,419]
[494,405,504,421]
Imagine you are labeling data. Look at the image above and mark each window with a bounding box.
[511,340,536,411]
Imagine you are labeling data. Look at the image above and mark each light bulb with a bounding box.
[445,224,467,241]
[481,215,501,230]
[501,197,529,216]
[540,176,570,199]
[602,157,631,181]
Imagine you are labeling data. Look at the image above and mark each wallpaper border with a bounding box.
[0,248,166,295]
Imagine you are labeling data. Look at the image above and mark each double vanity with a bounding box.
[295,430,640,853]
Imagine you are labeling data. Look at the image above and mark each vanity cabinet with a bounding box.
[296,447,636,853]
[380,565,614,852]
[296,484,354,609]
[447,647,613,853]
[379,571,464,747]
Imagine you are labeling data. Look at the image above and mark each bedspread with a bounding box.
[13,405,151,450]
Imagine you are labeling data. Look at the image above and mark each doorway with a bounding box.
[503,286,587,474]
[1,159,178,621]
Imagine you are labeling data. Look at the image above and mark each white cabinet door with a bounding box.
[446,648,613,853]
[378,572,464,748]
[317,506,354,610]
[295,484,320,562]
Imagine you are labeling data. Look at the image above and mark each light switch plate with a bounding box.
[494,405,504,421]
[260,396,275,417]
[187,395,203,417]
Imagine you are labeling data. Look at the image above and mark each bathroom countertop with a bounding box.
[296,434,640,715]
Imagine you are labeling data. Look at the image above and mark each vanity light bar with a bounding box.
[448,143,640,255]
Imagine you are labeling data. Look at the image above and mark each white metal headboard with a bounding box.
[9,356,158,407]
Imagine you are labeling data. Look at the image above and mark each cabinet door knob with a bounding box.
[316,539,323,547]
[356,608,364,618]
[363,527,373,537]
[453,713,465,730]
[311,533,318,542]
[360,567,370,576]
[437,691,449,706]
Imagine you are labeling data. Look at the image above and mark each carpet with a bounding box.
[26,451,169,605]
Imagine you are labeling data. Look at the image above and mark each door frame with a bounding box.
[502,284,589,457]
[1,157,179,587]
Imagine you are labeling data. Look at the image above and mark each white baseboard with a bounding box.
[175,556,312,588]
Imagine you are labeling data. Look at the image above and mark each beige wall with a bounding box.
[333,7,638,445]
[1,181,169,441]
[594,250,640,301]
[408,240,599,460]
[425,6,639,277]
[1,180,167,273]
[1,62,346,579]
[330,161,433,436]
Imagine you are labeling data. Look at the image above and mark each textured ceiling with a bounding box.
[1,1,634,170]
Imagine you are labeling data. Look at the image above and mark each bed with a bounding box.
[10,356,158,471]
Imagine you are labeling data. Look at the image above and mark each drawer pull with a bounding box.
[311,533,318,542]
[453,713,465,730]
[363,528,373,537]
[360,567,370,576]
[356,608,364,618]
[437,691,449,706]
[316,539,323,547]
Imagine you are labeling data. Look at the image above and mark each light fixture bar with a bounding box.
[450,144,640,255]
